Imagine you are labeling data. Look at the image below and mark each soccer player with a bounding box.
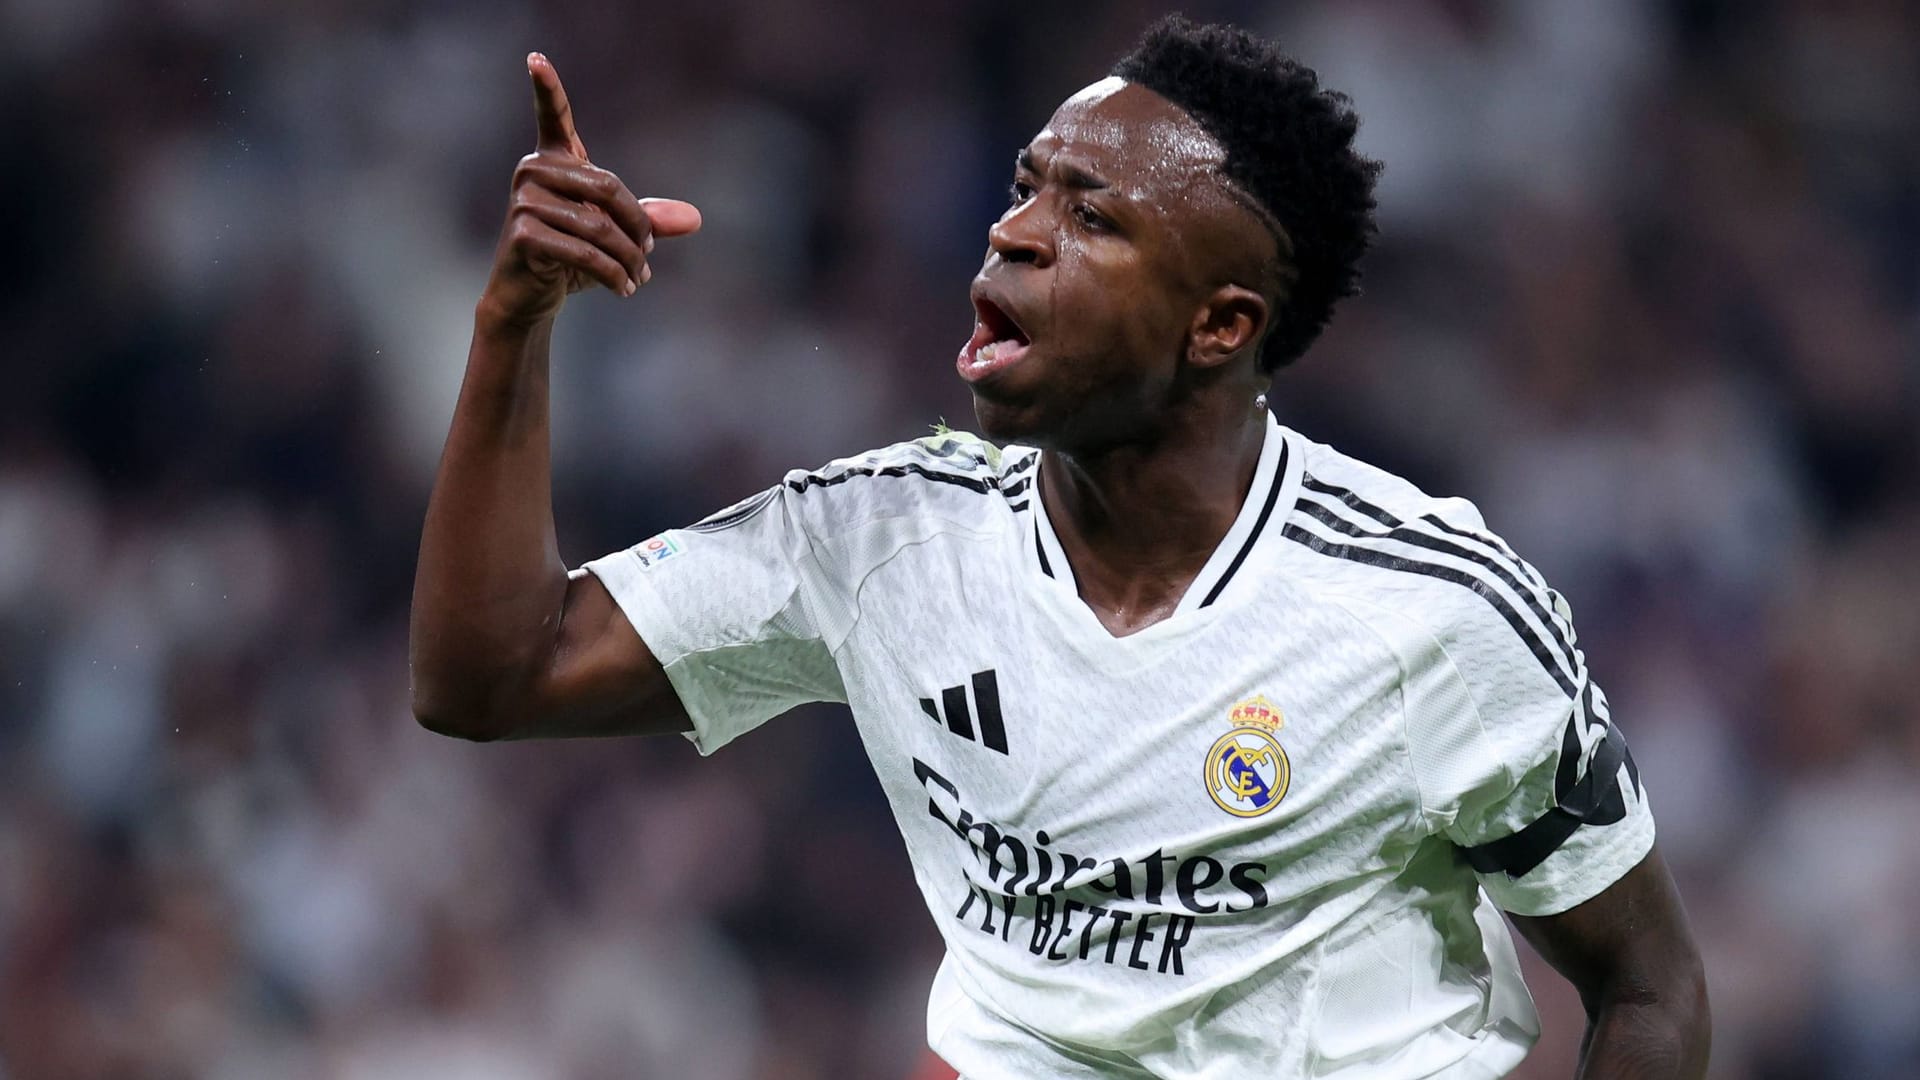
[410,18,1710,1078]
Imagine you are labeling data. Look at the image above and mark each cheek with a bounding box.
[1054,246,1183,368]
[1053,242,1147,328]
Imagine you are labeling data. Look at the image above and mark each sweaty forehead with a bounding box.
[1034,77,1228,194]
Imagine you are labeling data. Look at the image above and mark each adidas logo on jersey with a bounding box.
[919,670,1009,755]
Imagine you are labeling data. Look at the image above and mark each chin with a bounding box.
[969,392,1054,447]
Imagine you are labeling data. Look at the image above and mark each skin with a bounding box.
[408,55,1708,1076]
[1513,847,1711,1079]
[965,77,1283,635]
[409,54,695,742]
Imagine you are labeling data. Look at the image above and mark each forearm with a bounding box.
[1576,984,1711,1079]
[410,53,697,739]
[1513,849,1711,1080]
[409,309,567,734]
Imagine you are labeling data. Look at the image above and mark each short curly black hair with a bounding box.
[1112,16,1382,372]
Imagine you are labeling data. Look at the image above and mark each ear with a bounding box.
[1186,285,1270,370]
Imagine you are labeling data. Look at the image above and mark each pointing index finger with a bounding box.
[528,52,587,159]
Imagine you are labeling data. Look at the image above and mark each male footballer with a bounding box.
[410,18,1710,1078]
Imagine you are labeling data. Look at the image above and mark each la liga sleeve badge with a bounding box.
[1204,695,1291,818]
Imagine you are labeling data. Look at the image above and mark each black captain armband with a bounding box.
[1460,685,1643,879]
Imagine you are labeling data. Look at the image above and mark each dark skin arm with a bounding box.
[409,53,698,741]
[1510,845,1711,1078]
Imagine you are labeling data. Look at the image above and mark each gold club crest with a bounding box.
[1204,695,1290,818]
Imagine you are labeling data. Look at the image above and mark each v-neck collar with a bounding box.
[1025,412,1299,633]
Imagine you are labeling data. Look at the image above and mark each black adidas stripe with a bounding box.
[1293,492,1579,686]
[1300,474,1398,524]
[1281,522,1579,698]
[1417,513,1545,589]
[1034,519,1054,578]
[972,670,1009,754]
[1198,441,1290,608]
[940,684,974,740]
[918,436,996,466]
[1576,682,1641,795]
[785,461,999,496]
[685,488,780,533]
[1303,476,1553,598]
[1001,453,1038,503]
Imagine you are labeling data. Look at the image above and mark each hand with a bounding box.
[480,52,702,329]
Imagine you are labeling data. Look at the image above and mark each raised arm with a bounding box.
[1510,846,1711,1078]
[409,53,701,741]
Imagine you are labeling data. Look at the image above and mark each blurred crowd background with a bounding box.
[2,0,1916,1076]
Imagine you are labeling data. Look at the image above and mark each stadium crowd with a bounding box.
[1,0,1915,1076]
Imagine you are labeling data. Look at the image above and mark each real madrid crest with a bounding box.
[1204,695,1291,818]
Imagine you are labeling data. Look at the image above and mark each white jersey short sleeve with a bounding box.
[579,481,847,754]
[578,434,1005,755]
[1405,548,1654,917]
[1284,464,1654,920]
[579,418,1658,1078]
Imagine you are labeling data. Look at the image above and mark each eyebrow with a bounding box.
[1016,148,1110,192]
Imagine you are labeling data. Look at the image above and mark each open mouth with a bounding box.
[958,293,1033,382]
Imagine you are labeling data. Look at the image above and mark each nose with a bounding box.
[988,199,1052,267]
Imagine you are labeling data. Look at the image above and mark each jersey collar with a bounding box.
[1028,410,1300,616]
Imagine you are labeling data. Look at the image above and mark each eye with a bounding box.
[1072,202,1109,231]
[1008,180,1035,206]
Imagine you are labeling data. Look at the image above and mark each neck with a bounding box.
[1040,397,1269,633]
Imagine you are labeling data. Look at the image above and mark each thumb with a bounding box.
[641,198,704,238]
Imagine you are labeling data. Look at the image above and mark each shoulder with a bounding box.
[774,430,1030,524]
[1289,433,1497,545]
[717,431,1029,573]
[1276,430,1582,702]
[785,430,1006,494]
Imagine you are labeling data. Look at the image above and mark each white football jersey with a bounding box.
[578,413,1654,1079]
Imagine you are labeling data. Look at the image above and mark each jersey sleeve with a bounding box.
[1404,551,1655,917]
[577,484,850,756]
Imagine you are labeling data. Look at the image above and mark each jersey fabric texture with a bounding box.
[578,414,1654,1079]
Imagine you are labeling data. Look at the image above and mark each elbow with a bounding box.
[1656,929,1712,1051]
[1676,950,1713,1064]
[410,677,513,742]
[408,635,539,742]
[413,703,507,742]
[1658,966,1713,1078]
[1613,943,1713,1073]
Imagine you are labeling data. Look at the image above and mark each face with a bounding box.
[959,78,1273,450]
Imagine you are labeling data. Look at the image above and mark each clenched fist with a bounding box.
[480,52,702,329]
